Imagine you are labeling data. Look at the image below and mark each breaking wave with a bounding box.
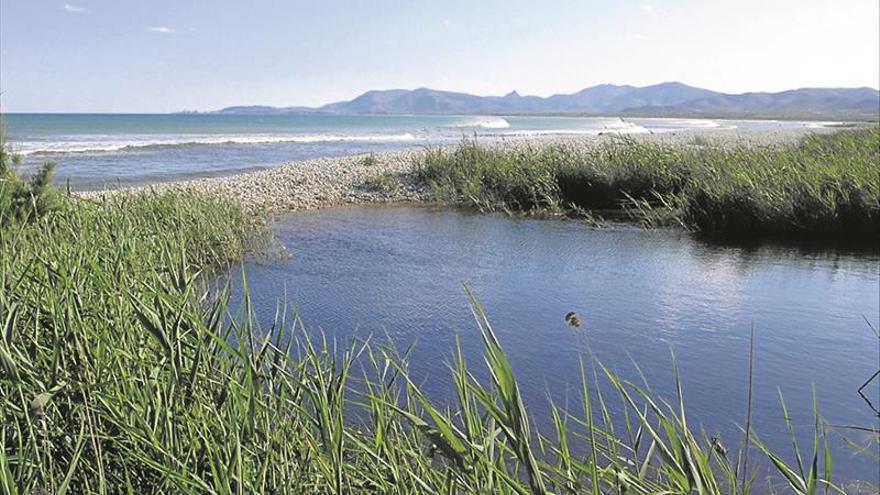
[448,117,511,129]
[15,133,418,156]
[503,120,651,137]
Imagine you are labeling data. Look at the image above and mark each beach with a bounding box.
[77,126,843,212]
[5,0,879,491]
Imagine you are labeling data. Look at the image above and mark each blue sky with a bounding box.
[1,0,878,112]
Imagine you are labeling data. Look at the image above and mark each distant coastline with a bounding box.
[13,113,858,191]
[177,109,880,122]
[191,82,880,120]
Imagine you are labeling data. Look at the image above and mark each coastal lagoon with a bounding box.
[232,206,879,484]
[5,113,876,488]
[4,0,877,491]
[4,113,836,190]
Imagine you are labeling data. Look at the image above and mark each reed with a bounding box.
[1,134,875,493]
[418,128,880,237]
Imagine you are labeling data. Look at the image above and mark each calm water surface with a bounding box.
[233,206,879,484]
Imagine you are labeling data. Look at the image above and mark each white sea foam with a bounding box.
[503,121,651,137]
[14,133,418,155]
[629,117,728,129]
[680,119,722,128]
[449,117,511,129]
[804,121,841,128]
[504,128,648,137]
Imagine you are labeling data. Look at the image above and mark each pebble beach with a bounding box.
[78,127,843,213]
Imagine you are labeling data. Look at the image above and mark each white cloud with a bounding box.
[443,19,452,27]
[641,4,654,12]
[63,4,87,13]
[626,33,646,40]
[149,26,174,34]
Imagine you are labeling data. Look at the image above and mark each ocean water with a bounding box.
[3,113,834,190]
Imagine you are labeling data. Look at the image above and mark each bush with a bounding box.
[0,118,63,225]
[362,171,401,193]
[362,153,378,167]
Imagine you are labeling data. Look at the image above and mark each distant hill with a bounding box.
[620,87,880,119]
[211,82,880,119]
[213,105,314,115]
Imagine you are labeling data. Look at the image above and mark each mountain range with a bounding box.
[211,82,880,119]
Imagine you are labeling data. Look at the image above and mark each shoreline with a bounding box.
[77,127,843,213]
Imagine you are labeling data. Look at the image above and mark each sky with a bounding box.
[1,0,878,113]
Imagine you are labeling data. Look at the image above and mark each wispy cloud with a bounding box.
[149,26,174,34]
[626,33,646,40]
[62,4,87,14]
[641,4,654,13]
[442,19,452,27]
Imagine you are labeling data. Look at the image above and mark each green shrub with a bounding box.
[362,153,378,167]
[362,171,401,193]
[0,118,63,225]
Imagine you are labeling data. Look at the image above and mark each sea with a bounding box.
[3,113,838,190]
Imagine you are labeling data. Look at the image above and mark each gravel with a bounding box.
[76,127,840,213]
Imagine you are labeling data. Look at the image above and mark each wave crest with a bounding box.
[15,133,418,156]
[449,117,511,129]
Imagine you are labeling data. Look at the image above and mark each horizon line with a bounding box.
[3,81,878,114]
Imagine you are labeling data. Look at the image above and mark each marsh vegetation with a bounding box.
[419,128,880,237]
[1,128,877,493]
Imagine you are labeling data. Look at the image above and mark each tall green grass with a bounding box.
[1,190,870,493]
[1,190,262,494]
[418,128,880,236]
[1,126,875,492]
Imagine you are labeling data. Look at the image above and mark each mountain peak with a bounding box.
[649,81,692,88]
[212,82,879,118]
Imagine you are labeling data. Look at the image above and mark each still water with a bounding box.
[233,206,879,484]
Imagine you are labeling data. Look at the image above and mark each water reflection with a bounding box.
[231,205,879,484]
